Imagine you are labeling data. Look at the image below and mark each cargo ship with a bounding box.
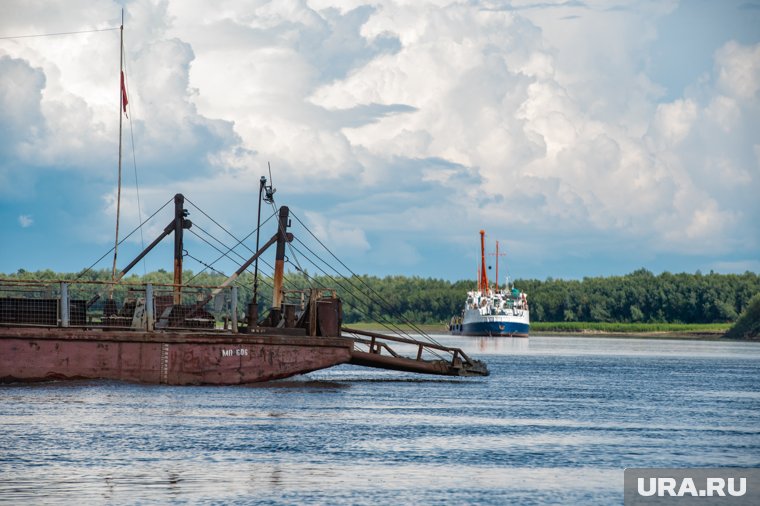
[449,231,530,337]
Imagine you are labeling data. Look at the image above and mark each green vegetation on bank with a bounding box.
[517,269,758,325]
[3,268,759,327]
[530,322,730,334]
[725,293,760,339]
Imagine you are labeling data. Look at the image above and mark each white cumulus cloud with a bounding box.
[1,0,758,277]
[18,215,33,228]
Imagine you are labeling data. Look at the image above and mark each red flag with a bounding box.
[120,70,129,117]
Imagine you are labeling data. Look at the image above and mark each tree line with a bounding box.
[3,268,759,325]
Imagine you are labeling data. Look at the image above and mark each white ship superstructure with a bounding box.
[449,231,530,337]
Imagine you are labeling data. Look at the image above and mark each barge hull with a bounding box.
[451,321,530,337]
[0,328,353,385]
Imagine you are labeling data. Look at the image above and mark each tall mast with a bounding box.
[479,230,488,294]
[111,9,124,285]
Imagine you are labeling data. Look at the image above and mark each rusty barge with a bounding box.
[0,195,488,385]
[1,16,487,385]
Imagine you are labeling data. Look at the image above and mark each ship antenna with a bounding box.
[253,164,277,308]
[489,240,507,292]
[495,240,499,292]
[264,161,276,203]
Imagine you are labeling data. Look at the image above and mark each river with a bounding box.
[1,336,758,504]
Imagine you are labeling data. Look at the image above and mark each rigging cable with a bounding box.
[289,211,444,347]
[263,193,438,345]
[186,224,299,294]
[184,250,274,297]
[0,27,119,40]
[185,195,441,352]
[74,196,174,281]
[286,240,444,358]
[285,244,445,361]
[186,228,246,272]
[183,207,278,283]
[183,243,278,313]
[184,227,287,291]
[183,251,229,279]
[182,200,301,293]
[184,197,266,256]
[120,34,146,274]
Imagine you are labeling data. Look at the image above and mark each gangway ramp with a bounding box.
[342,327,489,377]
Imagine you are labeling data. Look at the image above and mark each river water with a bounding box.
[1,336,759,505]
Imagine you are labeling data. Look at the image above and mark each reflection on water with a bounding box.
[431,333,760,358]
[474,336,530,354]
[1,337,758,504]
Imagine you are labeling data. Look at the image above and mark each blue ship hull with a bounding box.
[450,321,529,337]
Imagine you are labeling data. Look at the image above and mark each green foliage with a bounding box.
[531,322,730,334]
[517,269,759,325]
[725,293,760,339]
[1,268,758,326]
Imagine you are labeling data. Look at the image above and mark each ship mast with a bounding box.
[479,230,489,294]
[110,9,125,287]
[490,240,506,292]
[495,240,499,292]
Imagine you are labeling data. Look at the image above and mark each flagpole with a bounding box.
[111,9,124,289]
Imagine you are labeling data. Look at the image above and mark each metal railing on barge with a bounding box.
[0,279,245,332]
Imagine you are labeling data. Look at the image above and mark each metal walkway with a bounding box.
[342,327,489,377]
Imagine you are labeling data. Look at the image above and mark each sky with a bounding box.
[1,0,759,283]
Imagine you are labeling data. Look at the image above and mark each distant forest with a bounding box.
[3,268,759,325]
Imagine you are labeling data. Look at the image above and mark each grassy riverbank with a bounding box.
[531,322,730,336]
[345,322,732,338]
